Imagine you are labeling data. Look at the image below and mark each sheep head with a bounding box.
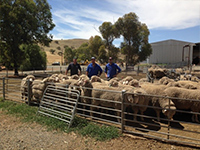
[162,103,176,120]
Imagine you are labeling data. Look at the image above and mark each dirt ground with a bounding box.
[0,110,198,150]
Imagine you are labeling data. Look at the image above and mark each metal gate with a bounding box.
[37,84,80,128]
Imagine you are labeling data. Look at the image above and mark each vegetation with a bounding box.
[99,21,120,60]
[115,12,152,65]
[50,49,56,54]
[0,100,120,141]
[19,44,47,71]
[63,12,151,65]
[0,0,55,75]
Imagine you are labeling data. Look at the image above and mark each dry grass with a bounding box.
[40,39,88,65]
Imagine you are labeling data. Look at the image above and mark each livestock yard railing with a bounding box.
[1,77,200,148]
[37,84,80,128]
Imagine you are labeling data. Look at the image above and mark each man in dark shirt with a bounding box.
[65,57,81,76]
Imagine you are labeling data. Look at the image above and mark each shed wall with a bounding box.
[149,40,194,64]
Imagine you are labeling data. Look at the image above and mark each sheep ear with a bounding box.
[163,109,167,113]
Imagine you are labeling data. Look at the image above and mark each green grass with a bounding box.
[0,99,120,141]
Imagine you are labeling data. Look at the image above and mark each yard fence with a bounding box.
[0,77,200,148]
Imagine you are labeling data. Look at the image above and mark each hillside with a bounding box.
[41,39,88,65]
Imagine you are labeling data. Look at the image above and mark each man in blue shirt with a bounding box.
[105,57,121,80]
[86,57,103,79]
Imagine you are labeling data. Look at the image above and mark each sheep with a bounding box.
[20,75,35,101]
[159,76,174,85]
[191,76,199,82]
[58,74,69,82]
[70,74,79,80]
[164,87,200,122]
[79,74,89,81]
[126,87,149,121]
[79,79,93,115]
[141,84,176,121]
[32,79,49,102]
[139,78,149,83]
[177,80,198,89]
[166,82,181,88]
[148,67,168,79]
[120,76,133,85]
[91,81,148,122]
[175,68,184,75]
[107,79,119,87]
[128,79,140,87]
[90,75,102,83]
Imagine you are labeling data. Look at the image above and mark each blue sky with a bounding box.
[47,0,200,46]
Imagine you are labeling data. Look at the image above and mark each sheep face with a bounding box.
[162,106,176,120]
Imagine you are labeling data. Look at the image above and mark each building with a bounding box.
[149,39,200,67]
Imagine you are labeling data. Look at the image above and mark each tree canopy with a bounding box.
[0,0,55,75]
[19,44,47,71]
[115,12,152,65]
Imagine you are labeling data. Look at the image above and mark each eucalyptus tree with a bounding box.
[0,0,55,75]
[99,22,120,60]
[115,12,152,65]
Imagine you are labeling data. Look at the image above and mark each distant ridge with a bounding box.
[41,39,88,65]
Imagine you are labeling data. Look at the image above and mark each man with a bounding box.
[105,57,121,80]
[65,57,81,76]
[86,57,102,79]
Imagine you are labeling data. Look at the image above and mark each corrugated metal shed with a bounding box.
[149,39,195,64]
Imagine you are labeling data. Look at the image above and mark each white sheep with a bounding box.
[90,81,148,122]
[164,87,200,123]
[70,74,80,80]
[32,79,48,102]
[120,76,133,85]
[159,76,174,85]
[90,75,102,83]
[20,75,35,101]
[141,84,176,121]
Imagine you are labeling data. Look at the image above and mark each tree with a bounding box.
[98,45,108,64]
[75,42,91,61]
[50,49,55,54]
[0,0,55,75]
[88,35,104,60]
[115,12,152,65]
[99,22,120,59]
[19,44,47,71]
[64,46,75,64]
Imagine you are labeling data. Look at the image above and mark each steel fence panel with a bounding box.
[37,84,80,128]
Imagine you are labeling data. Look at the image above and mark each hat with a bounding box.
[73,57,77,60]
[109,57,112,60]
[91,57,95,60]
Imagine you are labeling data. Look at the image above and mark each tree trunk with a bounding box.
[14,60,19,76]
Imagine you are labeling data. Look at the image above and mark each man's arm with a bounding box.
[104,65,108,78]
[98,65,103,77]
[113,64,121,77]
[65,64,71,75]
[78,64,82,75]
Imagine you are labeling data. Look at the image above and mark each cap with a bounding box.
[91,57,95,60]
[109,57,112,60]
[73,57,77,60]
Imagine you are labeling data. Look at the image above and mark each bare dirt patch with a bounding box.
[0,111,197,150]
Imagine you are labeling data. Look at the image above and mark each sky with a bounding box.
[47,0,200,46]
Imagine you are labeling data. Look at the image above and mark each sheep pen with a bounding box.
[3,69,200,147]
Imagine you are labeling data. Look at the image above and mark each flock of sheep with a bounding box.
[20,65,200,123]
